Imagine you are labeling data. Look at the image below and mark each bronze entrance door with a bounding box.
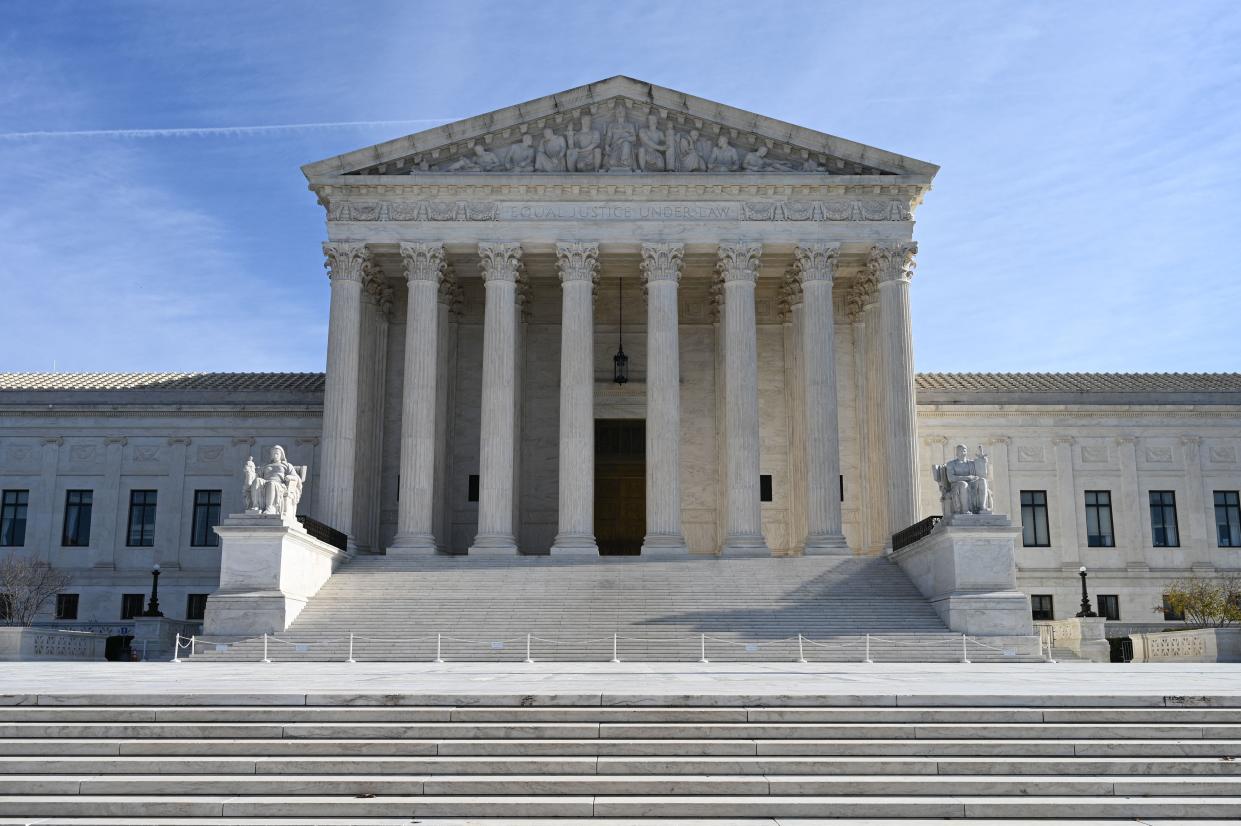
[594,419,645,555]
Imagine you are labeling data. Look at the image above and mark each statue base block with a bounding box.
[203,514,346,638]
[890,515,1033,637]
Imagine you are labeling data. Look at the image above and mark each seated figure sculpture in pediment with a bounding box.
[708,135,740,172]
[566,114,602,172]
[637,114,669,172]
[506,134,535,172]
[445,143,503,172]
[933,444,994,517]
[535,127,567,172]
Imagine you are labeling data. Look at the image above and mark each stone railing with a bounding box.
[1035,617,1110,662]
[0,627,108,661]
[1129,627,1241,663]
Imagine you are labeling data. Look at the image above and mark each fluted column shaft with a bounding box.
[390,243,446,553]
[432,274,459,552]
[861,283,887,552]
[718,242,770,555]
[641,243,688,554]
[870,242,919,540]
[795,243,849,553]
[551,243,600,555]
[470,242,522,554]
[319,242,368,543]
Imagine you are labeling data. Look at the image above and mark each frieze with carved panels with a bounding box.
[328,198,913,223]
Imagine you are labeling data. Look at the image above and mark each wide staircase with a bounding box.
[1,693,1239,820]
[194,553,1040,662]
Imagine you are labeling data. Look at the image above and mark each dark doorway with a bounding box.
[595,419,645,555]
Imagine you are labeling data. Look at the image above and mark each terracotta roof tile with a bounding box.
[916,372,1241,394]
[0,372,326,392]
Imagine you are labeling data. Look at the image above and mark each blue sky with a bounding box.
[1,1,1238,374]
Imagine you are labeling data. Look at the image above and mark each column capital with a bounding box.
[1052,436,1075,447]
[793,242,841,283]
[1115,435,1139,446]
[555,242,600,284]
[988,435,1013,446]
[478,242,523,283]
[323,242,369,284]
[399,242,446,284]
[716,241,762,284]
[867,241,917,285]
[640,242,684,284]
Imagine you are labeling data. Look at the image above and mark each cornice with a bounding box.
[310,178,927,200]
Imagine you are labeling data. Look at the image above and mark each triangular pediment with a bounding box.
[303,76,937,180]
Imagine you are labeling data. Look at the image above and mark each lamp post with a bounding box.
[1075,565,1096,618]
[143,564,164,617]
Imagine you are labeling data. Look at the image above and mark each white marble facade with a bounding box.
[2,78,1240,629]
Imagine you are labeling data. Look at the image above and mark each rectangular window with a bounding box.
[126,490,158,547]
[185,593,209,621]
[467,474,480,503]
[120,593,145,620]
[0,490,29,547]
[191,490,222,547]
[1149,490,1180,548]
[1020,490,1050,547]
[55,593,79,620]
[62,490,93,547]
[1097,594,1120,621]
[1215,491,1241,548]
[1162,594,1184,621]
[760,475,773,503]
[1084,490,1115,548]
[1031,594,1054,621]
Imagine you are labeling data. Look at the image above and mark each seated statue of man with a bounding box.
[243,445,307,523]
[933,443,993,516]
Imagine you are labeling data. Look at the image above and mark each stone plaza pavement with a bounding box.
[2,661,1241,703]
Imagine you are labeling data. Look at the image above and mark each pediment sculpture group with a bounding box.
[438,103,825,175]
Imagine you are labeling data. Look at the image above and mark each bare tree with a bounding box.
[0,554,72,627]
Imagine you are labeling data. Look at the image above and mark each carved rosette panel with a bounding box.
[322,242,369,284]
[793,242,841,284]
[639,243,684,285]
[867,242,918,285]
[555,242,600,285]
[399,242,447,285]
[477,242,523,284]
[716,242,763,284]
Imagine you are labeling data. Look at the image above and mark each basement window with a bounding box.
[468,475,480,503]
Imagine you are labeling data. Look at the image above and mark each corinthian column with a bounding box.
[641,243,688,554]
[469,242,522,555]
[868,242,919,540]
[389,242,446,554]
[318,242,368,543]
[795,243,849,553]
[551,242,600,556]
[717,242,770,555]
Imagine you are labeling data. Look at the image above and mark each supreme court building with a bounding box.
[2,77,1240,634]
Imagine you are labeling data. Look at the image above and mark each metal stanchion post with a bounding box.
[434,633,444,664]
[961,634,971,664]
[525,633,533,664]
[347,633,355,664]
[699,633,708,664]
[611,633,620,664]
[864,633,873,664]
[190,636,196,658]
[797,633,806,664]
[262,633,271,664]
[172,633,182,664]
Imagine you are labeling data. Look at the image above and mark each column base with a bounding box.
[386,532,440,556]
[802,533,851,556]
[550,533,599,556]
[468,533,518,556]
[720,534,770,556]
[641,534,688,556]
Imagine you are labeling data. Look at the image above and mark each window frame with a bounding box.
[1084,490,1115,548]
[126,490,158,548]
[0,489,30,547]
[62,489,93,547]
[55,593,79,621]
[1020,490,1051,547]
[1215,491,1241,548]
[1030,594,1054,621]
[185,593,209,621]
[1162,594,1184,622]
[1149,490,1180,548]
[1096,594,1120,621]
[190,489,222,547]
[120,593,145,620]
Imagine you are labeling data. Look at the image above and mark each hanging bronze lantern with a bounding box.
[613,274,628,384]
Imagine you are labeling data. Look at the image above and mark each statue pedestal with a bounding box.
[890,514,1033,637]
[203,514,345,638]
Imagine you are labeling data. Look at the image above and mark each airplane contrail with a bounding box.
[0,119,459,140]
